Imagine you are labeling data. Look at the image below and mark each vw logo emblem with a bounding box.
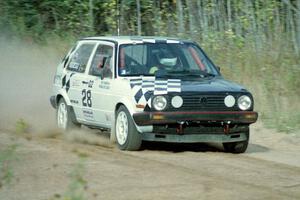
[199,97,207,104]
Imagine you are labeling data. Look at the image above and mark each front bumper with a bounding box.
[142,132,248,143]
[133,111,258,126]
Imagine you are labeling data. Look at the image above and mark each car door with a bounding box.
[83,42,115,128]
[65,41,97,122]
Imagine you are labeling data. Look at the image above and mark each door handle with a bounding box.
[82,81,88,84]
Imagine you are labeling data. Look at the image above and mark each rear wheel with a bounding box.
[223,131,249,154]
[57,98,80,131]
[116,106,142,151]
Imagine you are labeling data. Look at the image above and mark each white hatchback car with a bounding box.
[50,36,258,153]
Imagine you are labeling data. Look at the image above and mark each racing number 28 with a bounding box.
[82,89,92,107]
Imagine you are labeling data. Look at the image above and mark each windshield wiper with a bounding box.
[120,73,154,77]
[168,70,216,78]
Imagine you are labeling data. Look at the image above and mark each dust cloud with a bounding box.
[0,36,114,147]
[0,36,61,132]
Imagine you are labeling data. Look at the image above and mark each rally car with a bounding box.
[50,36,258,153]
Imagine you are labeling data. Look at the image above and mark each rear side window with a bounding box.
[67,43,95,73]
[90,45,113,72]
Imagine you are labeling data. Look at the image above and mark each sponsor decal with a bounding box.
[68,61,80,70]
[70,99,79,104]
[88,80,94,88]
[83,109,94,120]
[99,81,110,89]
[71,79,81,87]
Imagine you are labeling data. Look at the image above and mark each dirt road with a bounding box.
[0,124,300,200]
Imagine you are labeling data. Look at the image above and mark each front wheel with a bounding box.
[223,131,249,154]
[57,98,80,131]
[115,106,142,151]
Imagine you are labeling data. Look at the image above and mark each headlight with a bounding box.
[238,95,252,110]
[153,96,167,111]
[224,95,235,107]
[171,96,183,108]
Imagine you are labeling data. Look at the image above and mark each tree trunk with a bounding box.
[187,0,196,39]
[287,1,299,56]
[136,0,141,36]
[212,0,218,32]
[245,0,260,52]
[227,0,232,30]
[296,0,300,56]
[89,0,94,32]
[51,7,60,31]
[176,0,184,36]
[196,0,204,39]
[154,0,162,35]
[234,2,242,37]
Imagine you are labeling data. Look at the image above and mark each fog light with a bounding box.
[152,114,165,120]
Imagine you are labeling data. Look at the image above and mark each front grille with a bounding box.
[168,93,239,111]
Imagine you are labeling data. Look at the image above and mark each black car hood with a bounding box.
[180,77,247,93]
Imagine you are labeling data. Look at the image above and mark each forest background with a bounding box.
[0,0,299,133]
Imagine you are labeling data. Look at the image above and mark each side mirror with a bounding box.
[217,66,221,72]
[92,57,109,79]
[95,68,111,80]
[92,67,104,79]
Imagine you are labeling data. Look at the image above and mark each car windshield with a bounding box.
[118,42,219,77]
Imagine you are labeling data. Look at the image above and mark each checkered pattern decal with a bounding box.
[61,72,75,93]
[130,77,181,108]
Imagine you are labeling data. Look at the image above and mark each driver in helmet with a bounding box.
[149,49,178,74]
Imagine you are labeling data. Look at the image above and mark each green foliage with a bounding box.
[15,118,29,134]
[210,37,300,134]
[65,159,87,200]
[0,145,18,187]
[50,158,87,200]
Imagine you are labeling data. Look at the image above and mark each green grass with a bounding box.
[15,118,29,134]
[50,156,88,200]
[204,38,300,133]
[0,144,18,188]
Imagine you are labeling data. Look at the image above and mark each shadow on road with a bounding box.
[141,141,270,154]
[141,141,223,153]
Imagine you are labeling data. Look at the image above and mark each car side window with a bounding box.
[89,44,113,78]
[67,43,95,73]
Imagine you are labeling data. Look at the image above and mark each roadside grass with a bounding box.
[64,158,88,200]
[203,39,300,134]
[15,118,29,134]
[50,154,88,200]
[0,144,18,188]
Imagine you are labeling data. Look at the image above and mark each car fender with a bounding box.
[56,89,72,106]
[116,96,136,116]
[116,96,153,133]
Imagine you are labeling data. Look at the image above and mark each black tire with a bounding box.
[223,131,249,154]
[115,105,142,151]
[56,98,80,131]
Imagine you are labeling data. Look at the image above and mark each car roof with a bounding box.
[81,36,193,45]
